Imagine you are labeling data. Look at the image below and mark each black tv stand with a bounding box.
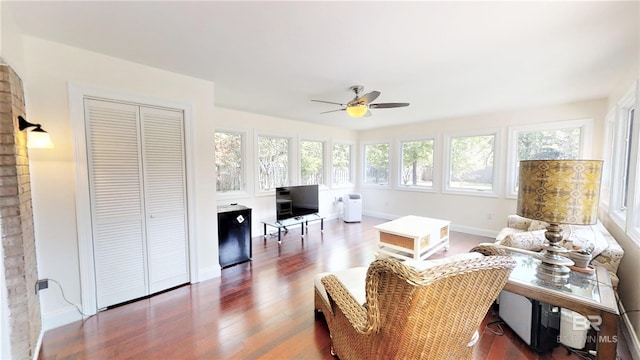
[262,214,324,244]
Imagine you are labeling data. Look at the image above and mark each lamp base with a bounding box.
[535,225,574,286]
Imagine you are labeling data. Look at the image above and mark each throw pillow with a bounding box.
[528,220,550,231]
[558,225,608,258]
[501,230,546,251]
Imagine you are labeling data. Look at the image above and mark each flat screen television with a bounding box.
[275,184,319,221]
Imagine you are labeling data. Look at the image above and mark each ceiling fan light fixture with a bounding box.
[346,104,368,118]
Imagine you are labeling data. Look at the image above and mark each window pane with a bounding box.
[301,140,324,185]
[214,131,243,192]
[517,128,580,160]
[400,139,434,188]
[258,136,289,190]
[621,107,635,210]
[332,144,351,186]
[514,128,581,191]
[364,143,389,185]
[450,135,494,190]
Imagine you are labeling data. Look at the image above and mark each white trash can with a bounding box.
[343,193,362,223]
[559,308,589,349]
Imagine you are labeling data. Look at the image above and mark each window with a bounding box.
[257,135,289,191]
[399,139,434,189]
[506,120,590,197]
[612,103,636,219]
[445,132,497,194]
[332,143,352,187]
[605,81,639,244]
[214,131,244,192]
[363,142,390,186]
[620,107,634,210]
[300,140,324,185]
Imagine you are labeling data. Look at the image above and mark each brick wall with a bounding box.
[0,61,42,359]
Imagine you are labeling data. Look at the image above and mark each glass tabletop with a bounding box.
[262,213,323,228]
[508,252,600,303]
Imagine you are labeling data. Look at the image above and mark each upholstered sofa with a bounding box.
[495,214,624,287]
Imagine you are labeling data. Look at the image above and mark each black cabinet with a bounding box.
[217,205,252,268]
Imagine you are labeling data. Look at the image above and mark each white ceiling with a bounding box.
[6,1,639,130]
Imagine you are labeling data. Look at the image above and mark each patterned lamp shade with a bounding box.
[517,160,603,225]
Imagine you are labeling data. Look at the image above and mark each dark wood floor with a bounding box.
[39,216,632,359]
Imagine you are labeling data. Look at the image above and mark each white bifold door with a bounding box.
[84,98,189,309]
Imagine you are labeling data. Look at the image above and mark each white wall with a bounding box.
[20,36,217,330]
[214,107,358,236]
[357,99,608,235]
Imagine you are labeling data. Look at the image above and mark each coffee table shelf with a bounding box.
[374,215,450,261]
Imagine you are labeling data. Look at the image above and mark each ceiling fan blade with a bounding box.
[359,91,381,104]
[311,99,346,106]
[319,109,345,114]
[369,102,410,109]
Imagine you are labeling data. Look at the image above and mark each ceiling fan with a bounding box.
[311,85,410,118]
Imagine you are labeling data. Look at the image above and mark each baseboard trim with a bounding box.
[41,304,83,331]
[362,211,499,239]
[197,264,222,283]
[33,329,43,360]
[619,300,640,360]
[450,224,499,239]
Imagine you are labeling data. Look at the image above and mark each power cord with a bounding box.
[486,319,504,336]
[43,278,92,318]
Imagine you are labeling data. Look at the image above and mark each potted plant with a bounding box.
[568,247,593,269]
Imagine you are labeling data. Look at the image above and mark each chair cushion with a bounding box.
[315,267,368,307]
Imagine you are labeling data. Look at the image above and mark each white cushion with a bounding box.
[558,224,609,258]
[528,220,550,231]
[501,230,547,251]
[315,267,367,307]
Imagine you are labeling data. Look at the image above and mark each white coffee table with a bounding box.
[374,215,450,261]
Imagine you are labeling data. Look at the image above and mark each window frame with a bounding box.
[443,129,501,197]
[505,119,593,198]
[396,135,438,192]
[330,141,355,189]
[361,140,392,188]
[299,138,328,189]
[214,128,250,199]
[608,83,639,243]
[255,132,294,195]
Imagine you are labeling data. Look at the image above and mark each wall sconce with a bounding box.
[18,116,54,149]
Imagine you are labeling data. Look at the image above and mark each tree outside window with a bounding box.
[517,128,580,160]
[512,127,581,192]
[332,144,351,186]
[364,143,389,185]
[400,139,434,188]
[214,131,243,192]
[300,140,324,185]
[449,135,494,191]
[258,136,289,190]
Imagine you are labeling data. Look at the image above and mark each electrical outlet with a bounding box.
[35,279,48,294]
[487,213,494,220]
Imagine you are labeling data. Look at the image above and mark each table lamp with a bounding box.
[517,159,603,285]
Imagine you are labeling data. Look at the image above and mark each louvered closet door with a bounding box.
[85,99,189,309]
[140,107,189,293]
[85,99,148,309]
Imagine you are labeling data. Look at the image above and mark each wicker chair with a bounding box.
[314,245,516,360]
